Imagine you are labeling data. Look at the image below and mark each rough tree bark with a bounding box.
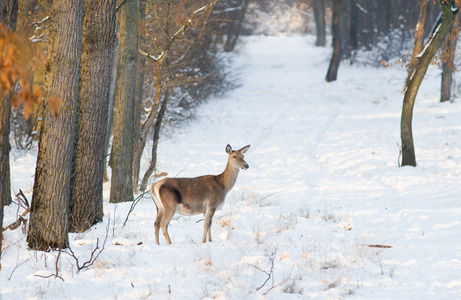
[326,0,342,82]
[441,15,460,102]
[0,0,18,31]
[70,0,116,232]
[109,0,138,203]
[401,0,458,167]
[27,0,84,250]
[103,42,119,183]
[312,0,326,47]
[132,1,147,193]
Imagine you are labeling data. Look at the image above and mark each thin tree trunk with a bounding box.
[0,93,12,209]
[70,0,116,233]
[349,0,358,52]
[224,0,249,52]
[312,0,326,47]
[27,0,84,250]
[132,1,147,192]
[0,89,11,266]
[401,1,458,167]
[103,42,119,183]
[407,0,429,83]
[0,0,18,31]
[140,85,170,192]
[441,16,460,102]
[326,0,342,82]
[131,58,163,193]
[109,0,138,203]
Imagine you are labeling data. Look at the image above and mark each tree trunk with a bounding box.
[140,85,170,192]
[0,89,11,268]
[0,91,12,207]
[109,0,138,203]
[0,0,18,31]
[407,0,429,81]
[312,0,326,47]
[0,0,18,268]
[132,1,147,192]
[103,42,119,183]
[441,16,460,102]
[27,0,84,250]
[348,0,358,52]
[326,0,342,82]
[401,1,458,167]
[0,0,18,209]
[224,0,249,52]
[131,59,163,193]
[70,0,116,233]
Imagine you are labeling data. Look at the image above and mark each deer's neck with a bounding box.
[217,161,240,192]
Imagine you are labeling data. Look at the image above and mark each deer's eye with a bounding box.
[233,156,237,158]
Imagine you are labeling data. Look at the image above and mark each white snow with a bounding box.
[2,35,461,299]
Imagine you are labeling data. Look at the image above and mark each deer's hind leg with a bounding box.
[158,184,181,245]
[154,207,163,245]
[160,206,176,245]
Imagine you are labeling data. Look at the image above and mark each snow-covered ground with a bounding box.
[2,35,461,299]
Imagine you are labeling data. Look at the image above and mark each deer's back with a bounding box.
[155,175,227,215]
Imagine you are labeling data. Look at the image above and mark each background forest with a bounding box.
[1,0,461,298]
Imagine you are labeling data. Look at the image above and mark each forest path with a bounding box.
[151,35,461,298]
[156,36,346,201]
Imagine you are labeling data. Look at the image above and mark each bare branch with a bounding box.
[123,191,150,226]
[139,49,162,62]
[62,218,110,274]
[2,190,30,232]
[143,0,220,61]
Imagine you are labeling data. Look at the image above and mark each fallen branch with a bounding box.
[2,190,30,232]
[123,191,150,227]
[367,244,392,249]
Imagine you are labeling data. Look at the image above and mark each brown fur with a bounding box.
[151,144,250,245]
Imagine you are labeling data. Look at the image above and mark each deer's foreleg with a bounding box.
[202,206,216,243]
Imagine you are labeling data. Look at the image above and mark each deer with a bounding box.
[151,144,250,245]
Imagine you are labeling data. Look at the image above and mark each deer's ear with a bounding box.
[239,145,250,153]
[226,144,233,154]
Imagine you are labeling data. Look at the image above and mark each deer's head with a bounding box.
[226,144,250,170]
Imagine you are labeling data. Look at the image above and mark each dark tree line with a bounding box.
[324,0,442,80]
[321,0,459,167]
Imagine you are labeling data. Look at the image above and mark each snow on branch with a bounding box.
[416,22,441,59]
[139,49,162,62]
[355,3,368,14]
